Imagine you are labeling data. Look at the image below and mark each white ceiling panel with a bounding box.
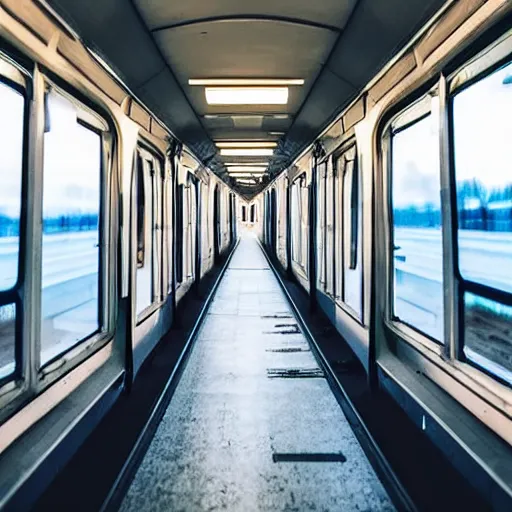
[134,0,357,31]
[155,20,337,83]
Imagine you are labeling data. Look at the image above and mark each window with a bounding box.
[389,97,443,342]
[241,205,247,222]
[452,58,512,383]
[166,172,173,294]
[135,146,163,316]
[176,184,184,284]
[0,79,24,380]
[135,155,153,315]
[334,146,363,319]
[183,180,196,280]
[41,90,102,364]
[250,204,256,223]
[291,175,308,272]
[317,162,327,287]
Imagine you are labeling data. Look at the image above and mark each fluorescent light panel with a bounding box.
[190,78,304,86]
[225,162,268,166]
[229,173,262,178]
[220,148,273,156]
[227,166,267,173]
[215,141,277,149]
[206,87,288,105]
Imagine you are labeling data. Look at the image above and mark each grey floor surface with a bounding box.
[120,234,394,512]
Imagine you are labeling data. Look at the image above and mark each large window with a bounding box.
[317,163,327,287]
[335,146,363,319]
[135,146,163,317]
[0,79,25,381]
[452,58,512,382]
[384,31,512,390]
[390,98,443,342]
[290,175,308,273]
[41,90,102,365]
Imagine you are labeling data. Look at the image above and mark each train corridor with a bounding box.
[120,234,393,511]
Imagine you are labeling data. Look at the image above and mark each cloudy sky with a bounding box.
[0,87,100,220]
[393,61,511,210]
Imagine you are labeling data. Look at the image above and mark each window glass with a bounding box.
[464,293,512,385]
[0,82,24,291]
[343,158,362,317]
[317,163,326,286]
[136,156,154,315]
[301,183,309,270]
[453,60,512,381]
[325,164,334,296]
[453,61,512,293]
[392,112,444,342]
[167,177,173,294]
[0,81,24,379]
[291,182,301,263]
[0,303,16,380]
[176,184,184,283]
[41,91,101,364]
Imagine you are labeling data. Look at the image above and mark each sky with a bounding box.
[0,87,100,220]
[393,60,511,209]
[0,61,510,221]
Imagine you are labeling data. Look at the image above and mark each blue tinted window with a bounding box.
[392,114,444,342]
[453,62,512,293]
[453,60,512,383]
[41,92,101,364]
[0,81,24,379]
[0,82,24,291]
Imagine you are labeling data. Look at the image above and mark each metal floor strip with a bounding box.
[272,453,347,463]
[267,367,324,378]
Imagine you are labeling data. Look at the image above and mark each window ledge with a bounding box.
[0,356,124,510]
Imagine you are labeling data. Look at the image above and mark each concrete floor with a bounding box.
[121,235,394,511]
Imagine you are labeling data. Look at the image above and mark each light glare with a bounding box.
[190,78,303,86]
[215,141,277,148]
[220,148,274,156]
[206,87,288,105]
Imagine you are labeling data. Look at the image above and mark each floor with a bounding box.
[120,234,394,511]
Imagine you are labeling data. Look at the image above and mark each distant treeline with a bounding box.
[394,179,512,231]
[0,214,99,237]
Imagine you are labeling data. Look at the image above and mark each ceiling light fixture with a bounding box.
[228,173,264,178]
[225,162,269,166]
[227,166,267,173]
[236,178,257,185]
[206,87,288,105]
[215,141,277,149]
[220,148,274,156]
[190,78,304,86]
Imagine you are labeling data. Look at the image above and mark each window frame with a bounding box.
[0,56,30,392]
[447,31,512,386]
[333,141,364,323]
[38,78,113,379]
[134,142,164,322]
[379,26,512,410]
[290,173,308,275]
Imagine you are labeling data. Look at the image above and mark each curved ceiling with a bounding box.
[46,0,447,197]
